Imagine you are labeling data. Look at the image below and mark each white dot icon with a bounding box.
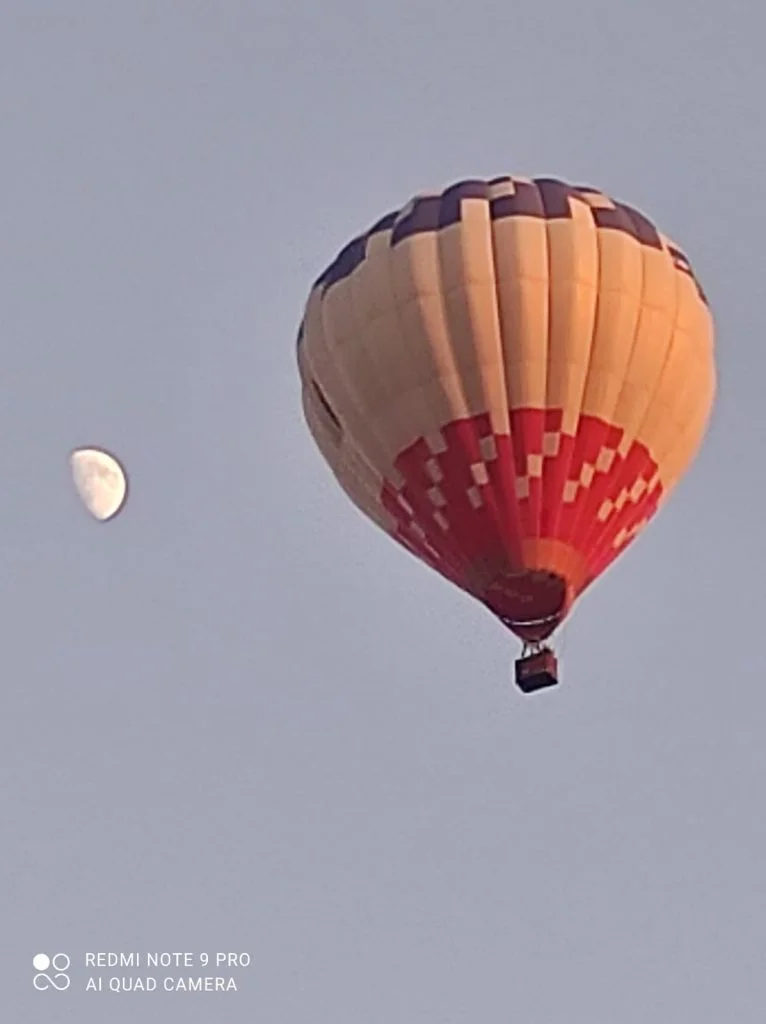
[33,954,50,971]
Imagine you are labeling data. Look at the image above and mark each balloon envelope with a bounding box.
[70,447,128,521]
[297,175,716,644]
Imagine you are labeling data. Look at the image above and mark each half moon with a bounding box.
[70,447,129,521]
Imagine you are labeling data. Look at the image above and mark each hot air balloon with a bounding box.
[297,176,716,693]
[70,447,128,522]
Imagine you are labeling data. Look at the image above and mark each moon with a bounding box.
[70,447,129,521]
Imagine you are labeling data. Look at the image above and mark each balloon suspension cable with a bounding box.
[520,639,549,658]
[499,615,557,659]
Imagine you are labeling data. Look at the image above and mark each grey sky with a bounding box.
[1,1,763,1020]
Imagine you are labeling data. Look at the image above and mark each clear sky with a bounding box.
[1,2,764,1021]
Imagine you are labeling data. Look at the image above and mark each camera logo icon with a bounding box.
[33,953,71,991]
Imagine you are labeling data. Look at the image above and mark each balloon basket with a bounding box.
[514,648,559,694]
